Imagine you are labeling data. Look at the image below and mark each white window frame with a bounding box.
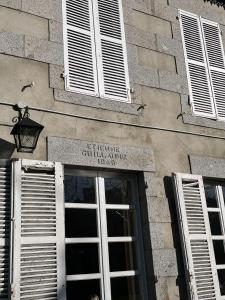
[62,0,131,103]
[205,182,225,299]
[179,10,225,121]
[64,169,147,300]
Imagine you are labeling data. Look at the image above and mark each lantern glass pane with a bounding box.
[19,127,40,150]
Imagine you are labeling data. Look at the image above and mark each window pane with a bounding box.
[213,240,225,264]
[109,242,137,272]
[208,212,223,235]
[218,269,225,296]
[205,184,218,208]
[66,280,101,300]
[65,209,98,238]
[111,277,141,300]
[107,209,135,237]
[105,178,133,205]
[66,244,99,275]
[64,176,96,203]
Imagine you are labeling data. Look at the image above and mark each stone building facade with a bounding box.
[1,0,225,299]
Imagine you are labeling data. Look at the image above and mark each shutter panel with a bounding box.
[173,173,220,299]
[179,11,216,118]
[0,161,11,299]
[94,0,130,101]
[63,0,99,96]
[201,19,225,119]
[11,160,66,300]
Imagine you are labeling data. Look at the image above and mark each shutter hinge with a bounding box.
[188,95,191,106]
[10,283,15,297]
[145,182,148,189]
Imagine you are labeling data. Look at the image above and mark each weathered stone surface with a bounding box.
[0,6,48,39]
[48,137,155,172]
[54,89,141,115]
[159,71,188,94]
[125,24,157,50]
[131,10,172,38]
[0,32,24,57]
[25,36,63,65]
[0,0,21,9]
[49,20,63,43]
[190,155,225,178]
[21,0,62,21]
[152,249,178,276]
[147,197,172,223]
[49,64,64,90]
[137,47,176,73]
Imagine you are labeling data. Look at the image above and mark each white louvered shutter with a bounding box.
[0,161,11,299]
[179,11,216,118]
[201,19,225,119]
[173,173,220,300]
[11,160,66,300]
[94,0,130,101]
[63,0,99,96]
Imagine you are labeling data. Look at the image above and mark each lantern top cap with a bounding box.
[10,116,44,135]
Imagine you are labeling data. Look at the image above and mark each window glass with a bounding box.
[66,244,99,275]
[205,184,218,208]
[109,242,137,272]
[64,176,96,203]
[66,280,101,300]
[208,212,223,235]
[107,209,135,237]
[213,240,225,264]
[65,209,98,238]
[218,270,225,296]
[105,178,132,205]
[111,277,141,300]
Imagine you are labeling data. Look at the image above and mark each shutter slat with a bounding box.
[12,160,66,300]
[0,163,10,299]
[180,11,216,118]
[201,20,225,119]
[63,0,98,96]
[95,0,130,101]
[173,173,220,299]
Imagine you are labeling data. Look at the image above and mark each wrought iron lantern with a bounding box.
[10,104,44,153]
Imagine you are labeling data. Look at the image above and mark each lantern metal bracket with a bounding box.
[12,104,30,123]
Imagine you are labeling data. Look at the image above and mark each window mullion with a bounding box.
[199,16,218,118]
[97,176,111,300]
[217,186,225,236]
[92,0,105,97]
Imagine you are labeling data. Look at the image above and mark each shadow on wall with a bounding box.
[0,138,15,158]
[137,173,157,300]
[163,176,188,300]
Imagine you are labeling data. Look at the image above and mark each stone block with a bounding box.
[49,20,63,43]
[131,10,172,38]
[149,222,174,249]
[0,6,48,39]
[152,249,178,276]
[144,172,166,198]
[147,196,172,223]
[0,32,24,57]
[159,70,188,94]
[48,137,155,172]
[0,0,21,9]
[189,155,225,178]
[125,24,157,50]
[54,89,141,115]
[21,0,62,21]
[25,36,64,65]
[156,35,183,57]
[129,65,159,87]
[49,64,64,90]
[137,47,176,73]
